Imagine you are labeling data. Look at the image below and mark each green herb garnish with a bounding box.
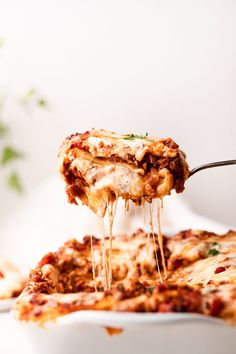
[123,133,152,141]
[208,248,220,256]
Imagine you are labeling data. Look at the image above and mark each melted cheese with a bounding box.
[0,258,25,299]
[14,229,236,325]
[81,130,180,160]
[74,159,144,195]
[107,199,118,290]
[157,201,167,278]
[87,136,150,161]
[177,254,236,286]
[90,236,97,292]
[149,203,162,282]
[101,219,109,291]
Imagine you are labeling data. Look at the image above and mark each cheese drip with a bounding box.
[142,200,151,257]
[107,198,118,290]
[149,203,162,282]
[95,197,166,291]
[157,200,167,278]
[125,199,130,212]
[101,218,109,290]
[90,236,97,292]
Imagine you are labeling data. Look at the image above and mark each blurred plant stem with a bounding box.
[20,88,48,109]
[0,38,48,194]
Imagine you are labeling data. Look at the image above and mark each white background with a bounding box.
[0,0,236,227]
[0,3,236,353]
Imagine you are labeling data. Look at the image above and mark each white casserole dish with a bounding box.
[0,298,16,312]
[15,228,236,354]
[17,311,236,354]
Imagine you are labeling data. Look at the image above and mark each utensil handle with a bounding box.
[189,159,236,177]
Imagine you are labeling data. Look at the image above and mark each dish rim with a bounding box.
[0,297,16,312]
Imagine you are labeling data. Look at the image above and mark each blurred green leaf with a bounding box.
[20,88,36,104]
[25,88,36,98]
[7,172,23,193]
[0,146,23,165]
[21,88,48,109]
[0,122,8,138]
[37,98,48,108]
[0,38,5,48]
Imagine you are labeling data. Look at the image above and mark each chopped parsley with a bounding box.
[208,248,220,256]
[123,133,153,141]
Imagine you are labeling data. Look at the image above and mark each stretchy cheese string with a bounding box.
[142,198,146,225]
[149,203,162,282]
[142,200,151,256]
[160,198,164,209]
[125,199,130,213]
[107,198,118,290]
[102,218,109,291]
[90,235,97,292]
[157,199,167,279]
[133,204,139,261]
[99,196,165,290]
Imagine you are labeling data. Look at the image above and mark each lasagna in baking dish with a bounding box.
[59,129,189,217]
[0,258,25,300]
[13,229,236,324]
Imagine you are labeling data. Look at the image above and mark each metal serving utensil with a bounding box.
[189,159,236,177]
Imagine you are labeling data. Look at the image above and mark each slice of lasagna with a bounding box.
[13,229,236,324]
[59,129,189,217]
[0,258,25,300]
